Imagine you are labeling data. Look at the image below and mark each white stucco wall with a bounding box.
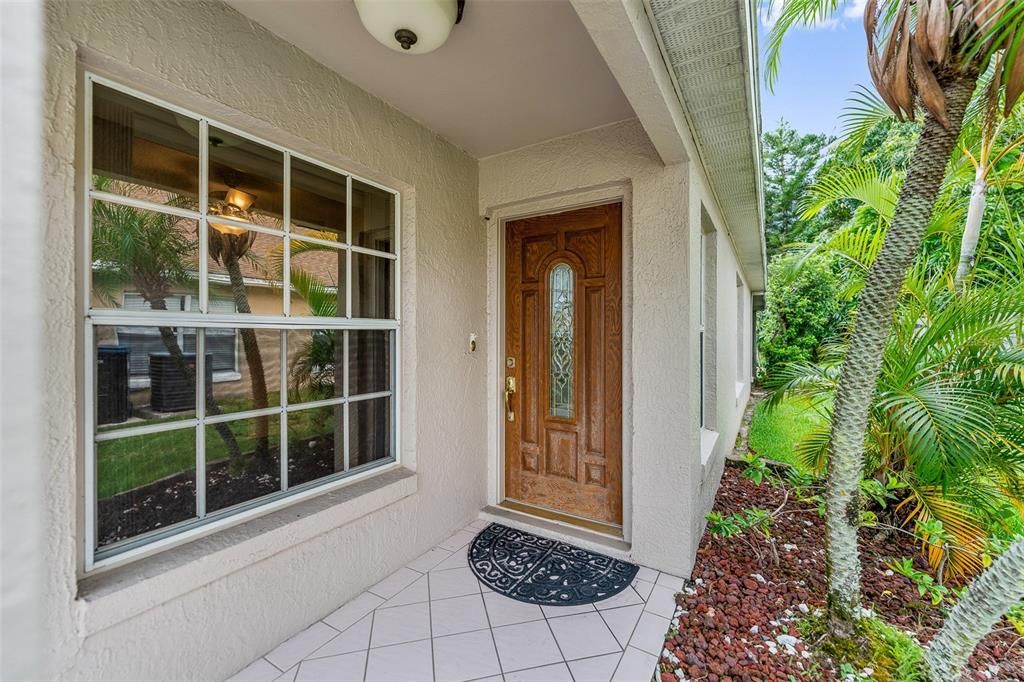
[692,180,754,542]
[43,1,486,679]
[479,119,756,576]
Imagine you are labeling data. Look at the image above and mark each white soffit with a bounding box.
[648,0,765,291]
[225,0,636,158]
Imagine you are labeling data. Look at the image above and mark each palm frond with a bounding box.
[797,423,833,475]
[288,267,338,318]
[764,0,846,89]
[895,483,988,579]
[839,85,895,152]
[800,164,899,219]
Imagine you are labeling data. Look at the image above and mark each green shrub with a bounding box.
[758,253,846,377]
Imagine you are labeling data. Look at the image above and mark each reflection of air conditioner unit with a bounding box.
[149,352,213,413]
[97,345,131,424]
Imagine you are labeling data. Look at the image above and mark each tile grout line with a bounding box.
[252,537,468,680]
[610,570,661,681]
[537,599,571,676]
[502,650,630,681]
[593,606,628,659]
[552,604,624,680]
[477,561,507,679]
[362,601,378,682]
[265,615,341,675]
[427,549,437,682]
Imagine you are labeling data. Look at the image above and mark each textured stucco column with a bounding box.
[627,161,701,574]
[1,0,46,678]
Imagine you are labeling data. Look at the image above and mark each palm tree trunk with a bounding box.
[223,252,271,461]
[954,166,987,291]
[824,72,977,638]
[924,538,1024,681]
[146,297,243,463]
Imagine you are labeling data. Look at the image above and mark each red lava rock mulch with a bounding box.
[657,465,1024,681]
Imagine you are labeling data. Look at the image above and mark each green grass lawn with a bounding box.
[97,404,334,498]
[747,395,828,472]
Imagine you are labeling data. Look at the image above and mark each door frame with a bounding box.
[484,182,633,542]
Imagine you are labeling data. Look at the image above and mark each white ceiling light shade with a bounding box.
[354,0,465,54]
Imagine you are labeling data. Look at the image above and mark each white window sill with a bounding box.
[700,427,719,467]
[77,466,417,636]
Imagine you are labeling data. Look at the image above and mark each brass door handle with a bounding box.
[504,376,516,422]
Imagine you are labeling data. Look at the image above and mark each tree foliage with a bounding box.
[764,0,1024,669]
[762,121,842,259]
[758,253,847,376]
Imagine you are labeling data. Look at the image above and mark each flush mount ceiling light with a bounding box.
[209,187,256,235]
[354,0,466,54]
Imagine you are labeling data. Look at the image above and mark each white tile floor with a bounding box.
[228,520,678,682]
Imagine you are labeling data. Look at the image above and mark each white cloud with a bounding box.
[844,0,869,19]
[760,0,846,30]
[760,3,783,29]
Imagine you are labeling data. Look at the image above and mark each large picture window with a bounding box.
[84,76,400,568]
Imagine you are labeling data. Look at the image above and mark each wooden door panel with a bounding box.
[565,228,606,278]
[522,235,558,283]
[504,203,622,526]
[545,429,579,480]
[521,289,540,447]
[584,285,605,457]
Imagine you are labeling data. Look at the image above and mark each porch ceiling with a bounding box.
[224,0,636,158]
[648,0,765,291]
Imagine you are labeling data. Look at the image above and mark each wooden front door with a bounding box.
[504,203,622,527]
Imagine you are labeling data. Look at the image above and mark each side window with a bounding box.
[699,206,717,430]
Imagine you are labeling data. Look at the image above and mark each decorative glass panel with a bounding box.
[549,264,575,418]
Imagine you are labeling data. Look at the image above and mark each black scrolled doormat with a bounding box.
[468,523,639,606]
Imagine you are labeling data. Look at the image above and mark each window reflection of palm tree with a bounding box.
[91,177,243,464]
[208,186,272,465]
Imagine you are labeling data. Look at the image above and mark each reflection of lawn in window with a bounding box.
[97,403,333,498]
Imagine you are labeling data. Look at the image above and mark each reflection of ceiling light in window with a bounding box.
[224,188,255,211]
[355,0,465,54]
[209,188,256,235]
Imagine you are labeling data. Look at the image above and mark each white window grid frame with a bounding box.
[82,73,402,572]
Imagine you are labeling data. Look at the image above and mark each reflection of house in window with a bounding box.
[117,293,239,388]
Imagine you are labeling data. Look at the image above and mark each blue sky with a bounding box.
[758,2,873,137]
